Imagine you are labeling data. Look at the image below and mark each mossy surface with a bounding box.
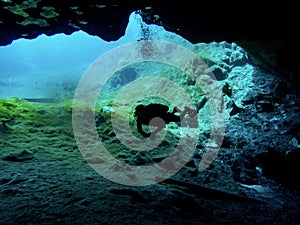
[40,6,59,19]
[0,97,76,161]
[4,0,41,17]
[0,95,183,165]
[17,17,49,27]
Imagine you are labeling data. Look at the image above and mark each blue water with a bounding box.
[0,12,186,99]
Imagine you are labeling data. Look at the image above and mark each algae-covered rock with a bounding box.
[0,98,18,130]
[40,6,59,19]
[4,6,29,17]
[0,97,74,132]
[4,0,41,17]
[17,17,49,27]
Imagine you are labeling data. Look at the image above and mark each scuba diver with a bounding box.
[134,103,197,140]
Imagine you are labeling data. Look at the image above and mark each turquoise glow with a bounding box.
[0,12,186,98]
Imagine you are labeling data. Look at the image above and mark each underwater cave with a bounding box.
[0,1,299,225]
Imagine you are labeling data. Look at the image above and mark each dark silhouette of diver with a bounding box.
[134,103,197,140]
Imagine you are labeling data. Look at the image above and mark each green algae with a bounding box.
[4,6,30,17]
[0,97,72,131]
[4,0,41,17]
[40,6,59,19]
[0,97,79,163]
[0,97,34,128]
[17,17,49,27]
